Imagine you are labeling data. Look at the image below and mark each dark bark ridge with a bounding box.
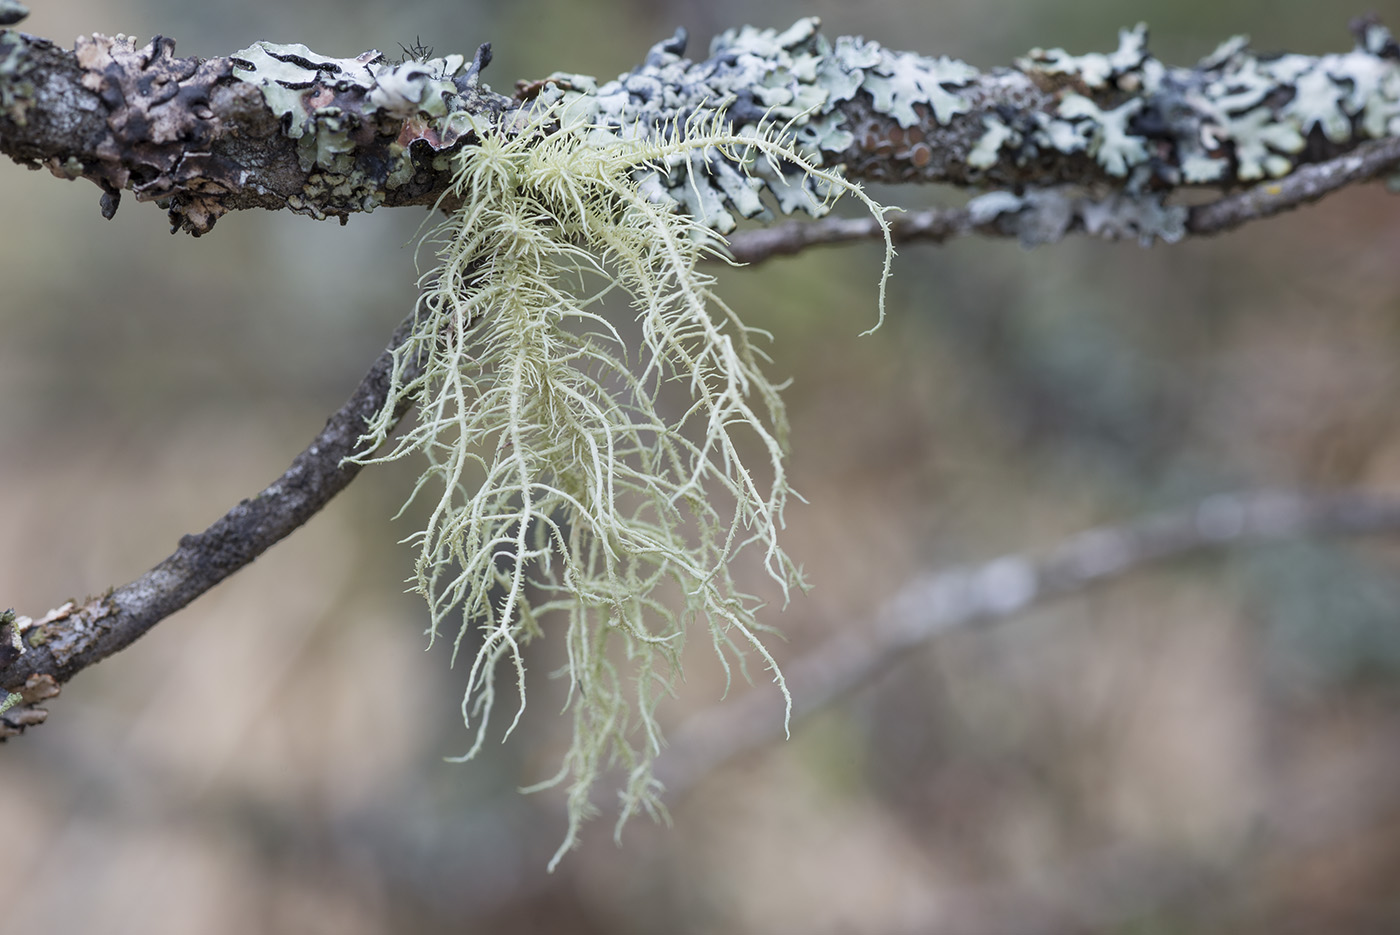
[3,15,1400,235]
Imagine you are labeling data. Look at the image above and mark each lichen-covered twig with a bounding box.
[725,206,982,263]
[724,134,1400,262]
[733,129,1400,260]
[1187,133,1400,233]
[655,489,1400,797]
[0,311,424,707]
[5,13,1400,235]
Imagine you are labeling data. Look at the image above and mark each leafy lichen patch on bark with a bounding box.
[75,34,241,228]
[1020,24,1155,92]
[1001,20,1400,185]
[531,18,980,232]
[10,20,1400,233]
[0,27,36,125]
[967,187,1186,246]
[229,41,499,223]
[518,16,1400,214]
[37,31,503,233]
[1192,21,1400,180]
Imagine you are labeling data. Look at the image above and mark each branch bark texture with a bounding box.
[4,14,1400,235]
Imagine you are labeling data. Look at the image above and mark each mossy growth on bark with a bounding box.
[351,104,890,866]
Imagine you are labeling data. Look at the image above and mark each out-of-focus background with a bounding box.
[7,1,1400,932]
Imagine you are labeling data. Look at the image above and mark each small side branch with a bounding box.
[656,489,1400,796]
[1188,134,1400,234]
[0,312,422,695]
[725,206,984,263]
[724,136,1400,263]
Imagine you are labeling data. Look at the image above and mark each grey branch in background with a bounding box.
[656,490,1400,797]
[0,312,423,715]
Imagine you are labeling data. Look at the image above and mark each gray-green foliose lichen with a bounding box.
[520,17,1400,241]
[1004,22,1400,187]
[230,16,982,233]
[0,26,36,125]
[960,21,1400,243]
[534,17,980,232]
[229,41,490,219]
[968,188,1186,247]
[218,19,1400,241]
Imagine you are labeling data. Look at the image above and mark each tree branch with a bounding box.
[7,15,1400,732]
[5,14,1400,234]
[1187,133,1400,233]
[655,489,1400,797]
[725,206,982,263]
[724,134,1400,263]
[0,311,423,706]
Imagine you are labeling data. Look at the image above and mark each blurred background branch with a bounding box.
[657,489,1400,797]
[0,311,422,700]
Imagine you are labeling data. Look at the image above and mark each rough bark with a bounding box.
[4,15,1400,235]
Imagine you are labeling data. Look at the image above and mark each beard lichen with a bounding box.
[352,105,890,866]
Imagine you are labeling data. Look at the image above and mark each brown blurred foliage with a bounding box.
[6,1,1400,932]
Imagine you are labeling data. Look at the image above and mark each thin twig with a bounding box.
[1187,135,1400,234]
[656,489,1400,797]
[0,312,423,696]
[725,207,983,263]
[723,136,1400,265]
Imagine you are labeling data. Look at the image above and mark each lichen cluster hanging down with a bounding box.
[351,105,889,865]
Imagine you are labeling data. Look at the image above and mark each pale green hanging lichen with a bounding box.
[351,105,890,867]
